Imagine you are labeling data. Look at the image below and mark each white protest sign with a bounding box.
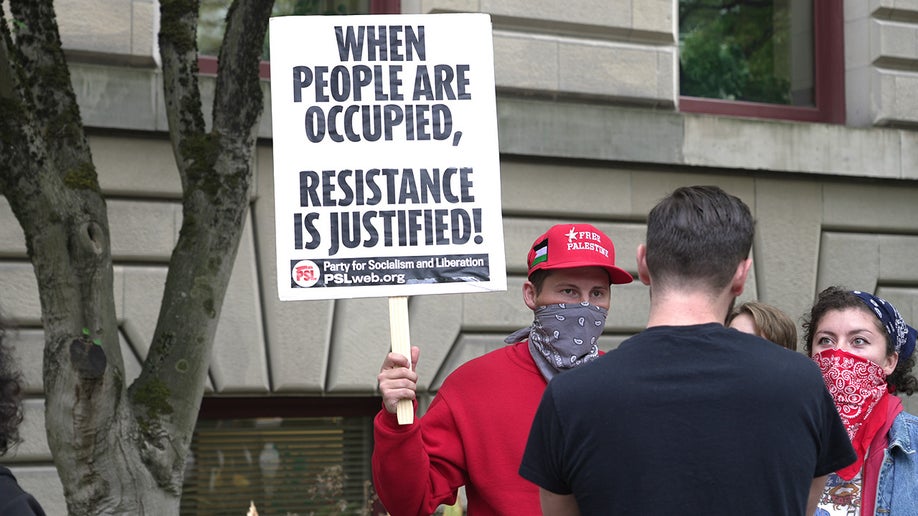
[270,13,506,302]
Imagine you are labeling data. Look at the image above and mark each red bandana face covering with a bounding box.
[813,348,890,480]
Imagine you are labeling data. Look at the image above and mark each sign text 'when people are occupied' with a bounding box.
[290,25,471,146]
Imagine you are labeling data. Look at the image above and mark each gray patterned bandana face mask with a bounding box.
[504,302,606,381]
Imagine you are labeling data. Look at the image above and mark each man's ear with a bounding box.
[731,258,753,296]
[636,244,651,286]
[522,280,539,310]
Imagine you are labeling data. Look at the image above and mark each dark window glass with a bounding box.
[198,0,372,60]
[180,415,383,515]
[679,0,814,106]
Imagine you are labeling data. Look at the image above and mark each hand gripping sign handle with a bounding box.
[388,296,414,425]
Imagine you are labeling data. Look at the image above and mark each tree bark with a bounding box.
[0,0,273,513]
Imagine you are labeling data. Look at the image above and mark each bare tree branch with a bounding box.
[2,0,274,511]
[215,0,273,137]
[130,0,274,495]
[1,1,135,512]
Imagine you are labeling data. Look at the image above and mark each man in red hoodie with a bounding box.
[372,223,633,516]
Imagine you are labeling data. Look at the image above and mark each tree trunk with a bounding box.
[0,0,273,513]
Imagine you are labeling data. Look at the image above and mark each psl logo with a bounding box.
[292,260,320,288]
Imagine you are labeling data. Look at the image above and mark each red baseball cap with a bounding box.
[527,223,633,284]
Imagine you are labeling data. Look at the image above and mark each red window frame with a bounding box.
[197,0,401,78]
[197,396,382,418]
[679,0,845,124]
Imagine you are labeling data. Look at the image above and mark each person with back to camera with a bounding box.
[519,185,856,516]
[372,223,633,516]
[0,324,46,515]
[727,300,799,350]
[802,286,918,516]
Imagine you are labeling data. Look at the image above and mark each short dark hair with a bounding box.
[0,325,24,456]
[528,269,551,295]
[645,186,754,292]
[802,286,918,395]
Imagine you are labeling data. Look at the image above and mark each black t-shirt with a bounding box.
[0,466,46,516]
[520,323,855,515]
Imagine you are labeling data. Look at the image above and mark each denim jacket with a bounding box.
[874,411,918,514]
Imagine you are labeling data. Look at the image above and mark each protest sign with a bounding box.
[269,13,506,302]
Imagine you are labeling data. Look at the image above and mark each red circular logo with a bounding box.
[291,260,320,288]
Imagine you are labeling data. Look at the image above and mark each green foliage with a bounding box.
[82,328,101,346]
[679,0,793,104]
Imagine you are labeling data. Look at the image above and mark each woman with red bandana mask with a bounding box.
[803,286,918,516]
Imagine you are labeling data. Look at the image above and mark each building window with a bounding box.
[196,0,401,75]
[678,0,844,124]
[180,397,386,515]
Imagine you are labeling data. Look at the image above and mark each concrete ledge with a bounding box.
[496,96,918,180]
[496,97,685,163]
[69,59,918,183]
[681,111,917,179]
[71,63,272,137]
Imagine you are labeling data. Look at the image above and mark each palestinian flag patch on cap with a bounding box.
[531,239,548,267]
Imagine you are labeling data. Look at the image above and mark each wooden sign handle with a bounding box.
[388,296,414,425]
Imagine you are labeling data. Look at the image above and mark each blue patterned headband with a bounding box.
[852,290,917,362]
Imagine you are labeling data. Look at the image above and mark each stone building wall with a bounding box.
[1,1,917,511]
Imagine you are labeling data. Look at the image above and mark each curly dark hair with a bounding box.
[802,286,918,396]
[0,325,24,456]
